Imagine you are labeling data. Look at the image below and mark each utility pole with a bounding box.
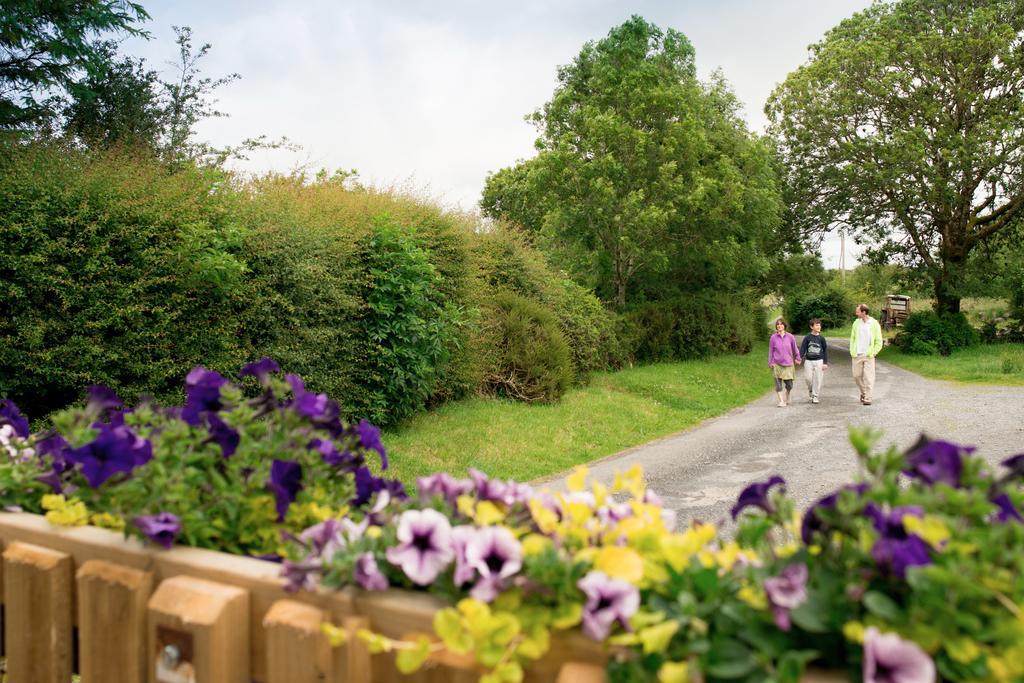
[838,228,846,283]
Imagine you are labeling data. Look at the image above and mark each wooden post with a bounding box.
[556,661,607,683]
[2,541,74,683]
[263,599,331,682]
[77,559,154,683]
[329,616,372,683]
[147,575,250,683]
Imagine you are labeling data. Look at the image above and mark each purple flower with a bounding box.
[84,385,123,419]
[866,505,932,578]
[1000,453,1024,481]
[239,357,280,384]
[309,438,362,473]
[903,439,972,488]
[862,627,935,683]
[451,525,477,585]
[0,399,30,438]
[65,424,152,488]
[469,468,512,504]
[268,460,304,522]
[991,493,1023,524]
[181,367,229,426]
[282,559,319,592]
[801,483,871,544]
[577,571,640,641]
[385,509,454,585]
[417,472,473,504]
[352,466,407,508]
[461,526,522,602]
[286,374,338,422]
[299,518,347,560]
[763,563,808,631]
[34,433,71,493]
[354,552,389,591]
[355,419,388,469]
[206,413,240,458]
[731,476,786,520]
[133,512,181,549]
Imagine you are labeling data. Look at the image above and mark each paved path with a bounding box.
[546,340,1024,526]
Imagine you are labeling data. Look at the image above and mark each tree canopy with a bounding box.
[767,0,1024,313]
[482,16,781,307]
[0,0,149,129]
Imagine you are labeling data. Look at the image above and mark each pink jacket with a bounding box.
[768,332,801,368]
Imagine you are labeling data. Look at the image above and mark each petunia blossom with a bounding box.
[577,571,640,641]
[268,460,304,522]
[462,526,523,602]
[181,367,229,426]
[206,413,240,458]
[134,512,181,549]
[862,627,935,683]
[991,493,1024,524]
[866,505,932,578]
[731,476,786,520]
[801,483,871,544]
[355,419,388,469]
[299,518,347,560]
[354,552,389,591]
[0,399,30,438]
[385,509,454,585]
[65,423,153,488]
[239,357,281,384]
[352,466,407,508]
[84,385,123,419]
[310,438,363,473]
[417,472,473,504]
[763,563,808,631]
[902,438,972,488]
[286,374,338,423]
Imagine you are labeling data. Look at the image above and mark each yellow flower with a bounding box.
[658,661,689,683]
[738,584,767,610]
[521,534,551,557]
[700,542,757,572]
[45,498,89,527]
[41,493,66,511]
[612,464,645,499]
[474,501,506,526]
[944,637,980,665]
[661,523,716,572]
[842,621,865,644]
[528,499,559,534]
[457,495,476,518]
[90,512,126,531]
[903,515,950,549]
[366,525,383,539]
[566,465,589,493]
[595,546,644,584]
[776,540,800,558]
[591,480,608,507]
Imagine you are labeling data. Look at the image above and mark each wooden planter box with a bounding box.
[0,512,847,683]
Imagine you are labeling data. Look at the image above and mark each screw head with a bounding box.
[160,644,182,668]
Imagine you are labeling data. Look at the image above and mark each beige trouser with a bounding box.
[804,359,824,399]
[852,355,875,402]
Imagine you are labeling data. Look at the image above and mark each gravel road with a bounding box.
[544,339,1024,526]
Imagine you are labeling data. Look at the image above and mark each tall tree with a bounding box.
[767,0,1024,314]
[483,17,780,307]
[0,0,148,129]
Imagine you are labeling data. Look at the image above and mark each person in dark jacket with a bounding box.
[800,319,829,404]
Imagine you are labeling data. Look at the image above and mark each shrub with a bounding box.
[1001,349,1024,375]
[0,144,249,419]
[627,293,761,362]
[895,311,980,356]
[481,290,573,402]
[783,287,852,333]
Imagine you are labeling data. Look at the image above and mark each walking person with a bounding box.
[800,318,829,404]
[768,317,801,407]
[850,304,883,405]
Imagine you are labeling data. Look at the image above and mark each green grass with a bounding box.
[382,343,771,486]
[880,343,1024,386]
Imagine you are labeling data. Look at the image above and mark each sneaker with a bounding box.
[777,401,786,407]
[811,397,820,404]
[862,400,872,406]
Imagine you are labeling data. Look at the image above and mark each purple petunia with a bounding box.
[352,466,407,508]
[354,552,389,591]
[286,374,338,423]
[84,385,123,419]
[866,504,932,578]
[181,367,229,426]
[763,563,808,631]
[862,627,935,683]
[309,438,362,473]
[577,571,640,641]
[1000,453,1024,481]
[731,475,786,520]
[0,399,30,439]
[268,459,304,522]
[801,483,871,544]
[385,509,454,585]
[417,472,474,505]
[456,526,523,602]
[206,413,240,458]
[239,357,281,384]
[299,518,347,560]
[355,419,388,469]
[902,438,972,488]
[65,423,153,488]
[991,493,1024,524]
[134,512,181,549]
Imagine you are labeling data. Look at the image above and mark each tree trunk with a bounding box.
[933,266,961,315]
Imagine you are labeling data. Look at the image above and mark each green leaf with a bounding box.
[395,636,431,674]
[862,591,903,624]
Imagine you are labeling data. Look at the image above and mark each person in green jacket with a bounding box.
[850,303,884,405]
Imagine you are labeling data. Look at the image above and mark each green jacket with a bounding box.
[849,317,883,357]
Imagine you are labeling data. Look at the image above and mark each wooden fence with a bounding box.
[0,513,846,683]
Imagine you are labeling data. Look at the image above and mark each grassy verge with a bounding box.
[383,343,770,486]
[879,343,1024,386]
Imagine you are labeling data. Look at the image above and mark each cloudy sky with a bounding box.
[125,1,875,267]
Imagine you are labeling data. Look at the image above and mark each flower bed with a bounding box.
[2,363,1023,682]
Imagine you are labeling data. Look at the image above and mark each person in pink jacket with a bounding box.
[768,317,802,407]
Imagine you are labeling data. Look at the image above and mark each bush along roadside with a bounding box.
[2,369,1023,681]
[894,311,980,356]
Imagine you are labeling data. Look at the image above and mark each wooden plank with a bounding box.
[556,662,606,683]
[2,541,74,683]
[328,616,372,683]
[148,575,251,683]
[77,559,154,683]
[263,599,331,682]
